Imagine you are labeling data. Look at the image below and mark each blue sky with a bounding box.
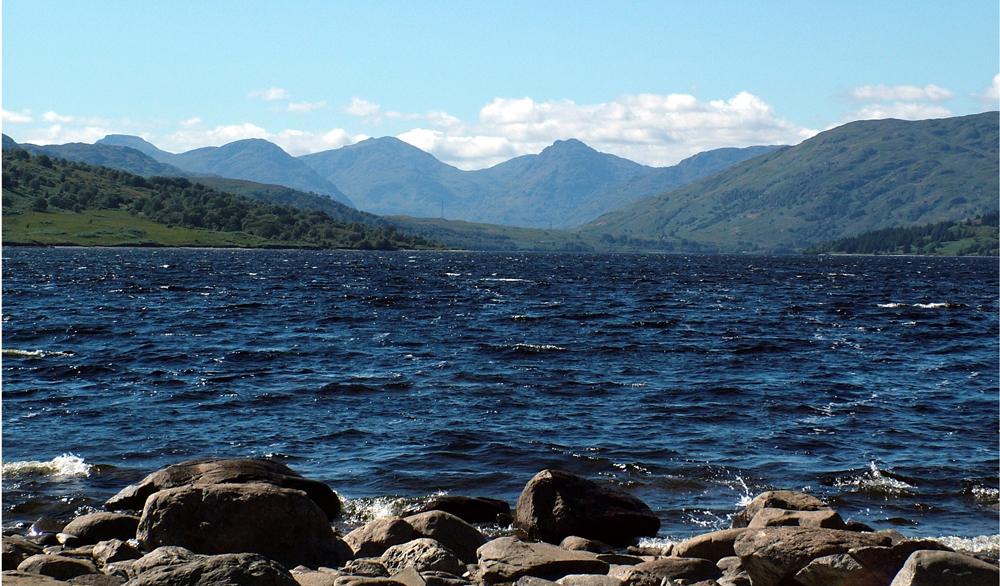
[3,1,997,169]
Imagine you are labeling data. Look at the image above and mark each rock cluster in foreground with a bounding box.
[3,458,996,586]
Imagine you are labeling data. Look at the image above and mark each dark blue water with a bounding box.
[3,248,997,546]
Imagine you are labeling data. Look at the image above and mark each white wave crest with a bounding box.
[2,349,74,358]
[2,454,92,479]
[339,494,437,527]
[934,535,1000,558]
[835,461,915,496]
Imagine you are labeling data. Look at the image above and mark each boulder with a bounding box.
[849,539,954,584]
[617,557,722,586]
[91,539,142,566]
[105,457,341,520]
[406,510,487,564]
[124,552,300,586]
[557,537,612,554]
[733,527,901,586]
[335,578,407,586]
[556,575,622,586]
[344,517,416,559]
[27,518,65,546]
[136,482,343,569]
[0,571,71,585]
[731,491,829,528]
[58,513,140,546]
[403,496,512,525]
[65,575,123,586]
[476,537,610,584]
[674,528,747,562]
[793,553,881,586]
[294,570,341,586]
[416,570,471,586]
[342,558,391,577]
[16,554,98,581]
[746,507,847,530]
[513,470,659,546]
[380,539,465,576]
[126,546,202,577]
[889,550,999,586]
[3,535,45,569]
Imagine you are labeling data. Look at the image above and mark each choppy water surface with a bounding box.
[2,248,997,545]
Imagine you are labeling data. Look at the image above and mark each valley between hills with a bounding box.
[3,111,997,254]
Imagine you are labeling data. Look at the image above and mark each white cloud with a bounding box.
[22,124,113,145]
[162,123,365,156]
[344,98,422,123]
[970,73,1000,105]
[42,111,76,123]
[287,101,328,114]
[396,91,817,169]
[179,117,203,128]
[848,84,953,103]
[840,102,953,123]
[248,87,292,101]
[2,109,33,123]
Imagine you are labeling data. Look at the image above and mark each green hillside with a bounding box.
[1,150,443,250]
[804,212,998,256]
[578,112,999,252]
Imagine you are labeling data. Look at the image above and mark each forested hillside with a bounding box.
[1,150,442,250]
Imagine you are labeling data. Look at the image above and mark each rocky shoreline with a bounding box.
[3,458,997,586]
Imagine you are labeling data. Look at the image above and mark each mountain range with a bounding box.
[577,111,999,252]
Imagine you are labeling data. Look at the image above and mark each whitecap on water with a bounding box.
[835,461,915,496]
[933,535,1000,558]
[2,349,74,358]
[2,454,91,479]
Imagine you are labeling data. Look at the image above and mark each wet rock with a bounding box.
[124,552,300,586]
[406,510,486,564]
[91,539,142,567]
[58,513,140,546]
[889,549,1000,586]
[105,457,341,520]
[16,554,98,581]
[849,539,954,584]
[558,537,612,554]
[3,535,45,569]
[342,558,391,577]
[344,517,416,559]
[137,483,343,569]
[617,557,722,586]
[674,528,747,562]
[476,537,610,584]
[403,496,512,525]
[793,553,880,586]
[746,507,847,530]
[0,571,71,585]
[380,538,465,576]
[730,491,830,528]
[27,518,65,546]
[556,575,622,586]
[513,470,659,546]
[733,527,902,586]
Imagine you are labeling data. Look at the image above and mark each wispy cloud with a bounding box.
[287,101,328,114]
[847,84,953,103]
[248,87,292,101]
[162,123,366,156]
[345,98,422,123]
[2,109,33,123]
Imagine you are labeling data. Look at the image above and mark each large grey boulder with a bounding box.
[889,550,999,586]
[673,528,746,562]
[105,457,341,520]
[733,527,902,586]
[731,491,830,528]
[793,553,880,586]
[16,554,98,581]
[380,538,465,575]
[344,517,416,559]
[0,571,71,585]
[745,507,846,530]
[3,535,45,569]
[136,482,343,569]
[476,537,610,585]
[92,539,143,567]
[403,496,512,525]
[123,552,300,586]
[615,557,722,586]
[848,539,954,584]
[406,510,487,564]
[513,470,659,546]
[59,513,140,545]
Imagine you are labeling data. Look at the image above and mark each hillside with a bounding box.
[578,112,999,252]
[804,212,998,256]
[300,138,776,228]
[4,134,192,178]
[1,149,441,250]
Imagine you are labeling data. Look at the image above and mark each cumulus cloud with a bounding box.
[847,84,953,103]
[396,92,817,169]
[970,73,1000,105]
[2,109,33,123]
[248,87,292,101]
[21,124,113,146]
